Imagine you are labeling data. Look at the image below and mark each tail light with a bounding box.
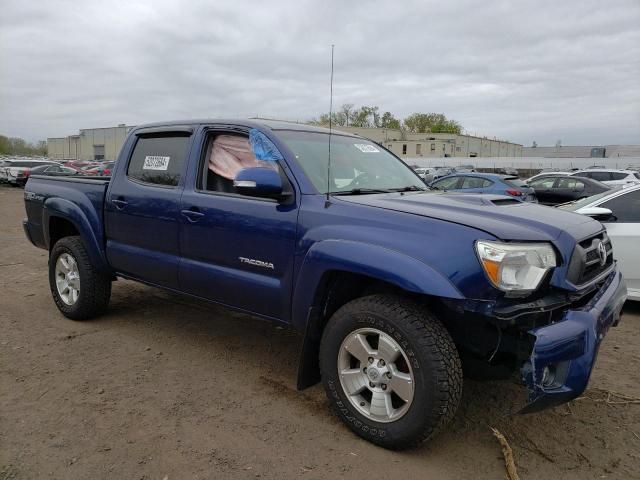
[506,188,524,197]
[18,169,30,178]
[104,169,111,175]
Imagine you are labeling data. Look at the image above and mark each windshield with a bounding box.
[558,186,622,211]
[278,131,427,193]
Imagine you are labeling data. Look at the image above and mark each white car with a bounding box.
[0,159,58,186]
[570,168,640,187]
[413,167,436,179]
[559,184,640,300]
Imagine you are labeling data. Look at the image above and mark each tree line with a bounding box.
[310,104,462,134]
[0,135,47,156]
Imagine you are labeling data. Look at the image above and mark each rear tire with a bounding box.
[49,236,111,320]
[319,294,462,449]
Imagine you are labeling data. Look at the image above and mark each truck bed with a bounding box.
[23,175,110,253]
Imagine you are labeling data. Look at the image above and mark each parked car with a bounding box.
[559,184,640,300]
[413,167,437,182]
[0,159,58,186]
[496,167,519,176]
[23,119,627,449]
[63,160,99,171]
[431,167,456,181]
[525,171,571,184]
[528,175,610,205]
[430,172,537,202]
[570,169,640,186]
[456,164,476,173]
[78,161,115,176]
[15,164,79,187]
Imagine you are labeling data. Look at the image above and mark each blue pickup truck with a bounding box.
[23,119,627,449]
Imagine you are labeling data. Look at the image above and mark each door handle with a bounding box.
[181,208,204,222]
[112,198,128,210]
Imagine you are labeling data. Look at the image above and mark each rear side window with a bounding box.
[601,190,640,222]
[530,178,556,188]
[556,178,585,190]
[127,134,191,186]
[460,177,492,189]
[610,172,628,180]
[588,171,611,182]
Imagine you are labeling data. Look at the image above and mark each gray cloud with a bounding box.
[1,0,639,146]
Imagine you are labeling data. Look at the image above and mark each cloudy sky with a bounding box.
[1,0,639,146]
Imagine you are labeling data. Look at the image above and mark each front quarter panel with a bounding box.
[291,239,464,331]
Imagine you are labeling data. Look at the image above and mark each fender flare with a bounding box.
[43,197,110,273]
[293,239,463,389]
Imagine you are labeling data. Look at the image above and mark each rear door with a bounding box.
[529,177,557,204]
[105,127,194,289]
[599,189,640,294]
[431,175,461,191]
[458,175,492,193]
[554,177,587,203]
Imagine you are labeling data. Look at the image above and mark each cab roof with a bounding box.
[131,118,359,137]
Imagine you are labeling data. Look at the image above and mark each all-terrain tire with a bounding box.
[49,236,111,320]
[319,294,462,449]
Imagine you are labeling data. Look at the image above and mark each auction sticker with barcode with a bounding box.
[354,144,380,153]
[143,156,170,170]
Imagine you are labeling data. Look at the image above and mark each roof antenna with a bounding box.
[325,44,335,207]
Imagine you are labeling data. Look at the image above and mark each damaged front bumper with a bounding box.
[520,265,627,413]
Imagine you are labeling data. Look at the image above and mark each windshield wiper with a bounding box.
[331,188,394,195]
[388,185,428,192]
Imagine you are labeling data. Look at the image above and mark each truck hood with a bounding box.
[335,191,602,242]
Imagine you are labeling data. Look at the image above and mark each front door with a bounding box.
[600,189,640,295]
[178,130,298,321]
[105,131,193,289]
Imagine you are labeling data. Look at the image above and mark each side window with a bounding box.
[199,133,283,196]
[557,178,584,190]
[530,178,556,188]
[601,190,640,222]
[610,172,628,180]
[432,176,460,190]
[482,179,493,188]
[459,177,486,189]
[127,134,191,187]
[589,171,611,182]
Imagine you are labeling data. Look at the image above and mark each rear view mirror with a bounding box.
[233,167,287,200]
[577,206,613,220]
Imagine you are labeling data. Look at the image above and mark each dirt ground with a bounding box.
[1,186,639,480]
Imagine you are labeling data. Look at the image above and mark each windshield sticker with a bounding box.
[354,144,380,153]
[143,156,170,170]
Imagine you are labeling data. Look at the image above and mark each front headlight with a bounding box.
[475,241,557,295]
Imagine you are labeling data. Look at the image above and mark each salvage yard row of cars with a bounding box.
[0,157,115,187]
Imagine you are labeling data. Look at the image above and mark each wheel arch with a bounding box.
[294,240,463,390]
[44,198,110,274]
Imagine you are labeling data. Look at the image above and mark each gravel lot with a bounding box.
[1,185,639,480]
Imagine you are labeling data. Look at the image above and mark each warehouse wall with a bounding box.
[48,125,131,161]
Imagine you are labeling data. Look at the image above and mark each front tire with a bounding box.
[319,295,462,449]
[49,236,111,320]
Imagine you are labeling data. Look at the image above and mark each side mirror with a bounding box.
[233,167,287,200]
[577,206,613,220]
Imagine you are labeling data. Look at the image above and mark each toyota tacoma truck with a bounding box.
[23,119,627,449]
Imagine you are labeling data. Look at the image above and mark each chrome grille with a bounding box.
[567,232,614,286]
